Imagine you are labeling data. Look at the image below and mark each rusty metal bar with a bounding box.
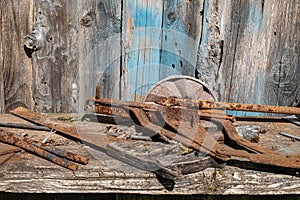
[128,107,230,162]
[22,137,89,165]
[10,107,128,152]
[95,84,101,99]
[88,97,236,123]
[0,130,78,171]
[156,97,300,115]
[0,122,51,131]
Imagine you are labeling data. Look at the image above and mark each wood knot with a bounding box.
[167,12,177,24]
[80,12,95,27]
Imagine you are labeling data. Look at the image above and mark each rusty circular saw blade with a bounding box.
[143,75,217,102]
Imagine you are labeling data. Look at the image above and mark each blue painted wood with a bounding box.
[160,0,203,80]
[121,0,164,101]
[121,0,204,102]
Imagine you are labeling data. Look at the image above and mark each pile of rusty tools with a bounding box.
[0,122,89,170]
[2,77,299,178]
[83,94,300,176]
[4,93,300,179]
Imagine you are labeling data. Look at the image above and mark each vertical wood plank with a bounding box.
[77,0,122,112]
[218,0,299,116]
[121,0,164,101]
[0,2,4,113]
[160,0,204,79]
[265,0,300,107]
[196,0,299,116]
[28,0,79,113]
[196,0,224,100]
[0,0,35,113]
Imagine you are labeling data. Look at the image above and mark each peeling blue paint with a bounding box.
[122,0,163,100]
[248,0,263,32]
[200,0,209,48]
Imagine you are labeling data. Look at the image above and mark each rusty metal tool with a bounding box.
[155,97,300,115]
[131,107,300,170]
[88,98,300,171]
[86,97,236,124]
[0,130,78,171]
[10,107,128,152]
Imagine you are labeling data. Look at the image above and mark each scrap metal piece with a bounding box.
[284,115,300,127]
[235,125,260,143]
[87,97,234,128]
[10,107,128,152]
[128,107,230,162]
[143,75,217,102]
[86,96,300,171]
[156,97,300,115]
[130,107,300,170]
[42,129,56,144]
[0,130,78,171]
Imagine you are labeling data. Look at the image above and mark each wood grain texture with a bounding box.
[1,152,300,194]
[121,0,164,101]
[77,0,122,112]
[29,0,79,113]
[0,0,35,113]
[160,0,204,79]
[197,0,299,116]
[0,0,299,116]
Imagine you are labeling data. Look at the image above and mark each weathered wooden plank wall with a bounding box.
[27,0,79,113]
[160,0,203,79]
[197,0,300,116]
[0,0,35,113]
[121,0,164,101]
[0,0,299,115]
[77,0,121,112]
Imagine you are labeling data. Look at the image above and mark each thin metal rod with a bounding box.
[22,137,89,165]
[10,107,128,152]
[156,97,300,115]
[0,130,78,171]
[0,122,50,131]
